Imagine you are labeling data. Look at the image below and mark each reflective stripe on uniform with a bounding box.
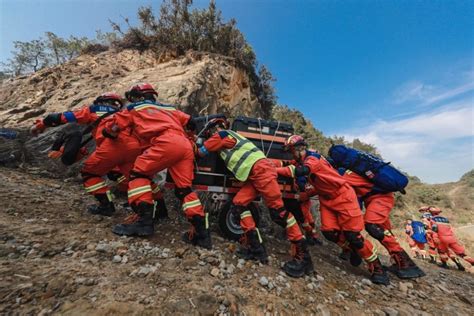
[134,104,176,112]
[286,216,298,229]
[182,199,202,211]
[152,186,161,194]
[256,228,263,243]
[117,176,126,183]
[106,190,114,202]
[128,185,152,198]
[240,210,252,219]
[84,181,107,193]
[365,247,378,262]
[288,165,296,177]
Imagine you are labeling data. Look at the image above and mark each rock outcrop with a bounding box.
[0,49,262,128]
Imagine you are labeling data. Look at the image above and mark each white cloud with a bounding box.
[424,81,474,105]
[393,81,434,104]
[343,101,474,183]
[393,77,474,107]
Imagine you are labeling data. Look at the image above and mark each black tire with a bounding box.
[218,201,261,241]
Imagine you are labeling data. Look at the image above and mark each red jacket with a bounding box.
[276,151,349,200]
[105,101,190,146]
[201,131,238,152]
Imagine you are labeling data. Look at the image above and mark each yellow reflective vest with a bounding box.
[219,130,266,181]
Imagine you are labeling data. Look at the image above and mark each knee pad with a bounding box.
[174,187,193,201]
[322,230,339,243]
[129,170,151,181]
[269,207,287,228]
[107,171,123,182]
[343,231,364,249]
[365,223,385,241]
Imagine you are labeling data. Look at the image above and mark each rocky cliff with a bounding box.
[0,49,261,128]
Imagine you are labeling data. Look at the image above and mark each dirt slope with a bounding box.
[1,167,473,315]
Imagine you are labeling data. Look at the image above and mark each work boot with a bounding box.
[182,215,212,250]
[438,261,449,269]
[153,198,169,223]
[236,229,268,264]
[388,250,426,279]
[349,249,363,267]
[112,202,154,236]
[452,258,465,271]
[88,193,115,216]
[282,239,314,278]
[367,258,390,285]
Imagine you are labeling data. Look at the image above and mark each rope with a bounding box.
[266,120,280,157]
[257,118,265,154]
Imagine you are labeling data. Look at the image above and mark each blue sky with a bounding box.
[1,0,473,183]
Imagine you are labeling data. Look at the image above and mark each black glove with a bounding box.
[102,128,117,139]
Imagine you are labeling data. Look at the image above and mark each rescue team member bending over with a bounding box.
[276,135,389,285]
[197,118,313,278]
[30,93,142,216]
[424,206,474,271]
[405,220,427,259]
[339,170,425,279]
[419,210,439,264]
[103,83,211,249]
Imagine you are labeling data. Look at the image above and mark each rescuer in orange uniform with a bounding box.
[276,135,389,285]
[419,210,439,264]
[197,118,313,278]
[30,92,143,216]
[425,206,474,270]
[404,220,426,259]
[339,170,425,279]
[103,83,211,248]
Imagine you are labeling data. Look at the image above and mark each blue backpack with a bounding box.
[411,221,427,243]
[328,144,408,194]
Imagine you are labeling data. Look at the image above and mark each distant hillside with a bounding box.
[393,170,474,227]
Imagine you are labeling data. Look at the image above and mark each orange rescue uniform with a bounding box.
[276,152,378,264]
[105,101,204,219]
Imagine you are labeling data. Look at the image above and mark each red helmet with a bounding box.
[94,92,123,107]
[125,83,158,101]
[418,206,430,213]
[207,117,230,130]
[284,135,307,152]
[428,206,442,215]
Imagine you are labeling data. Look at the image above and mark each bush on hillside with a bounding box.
[110,0,276,118]
[1,33,97,76]
[271,105,378,156]
[460,169,474,187]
